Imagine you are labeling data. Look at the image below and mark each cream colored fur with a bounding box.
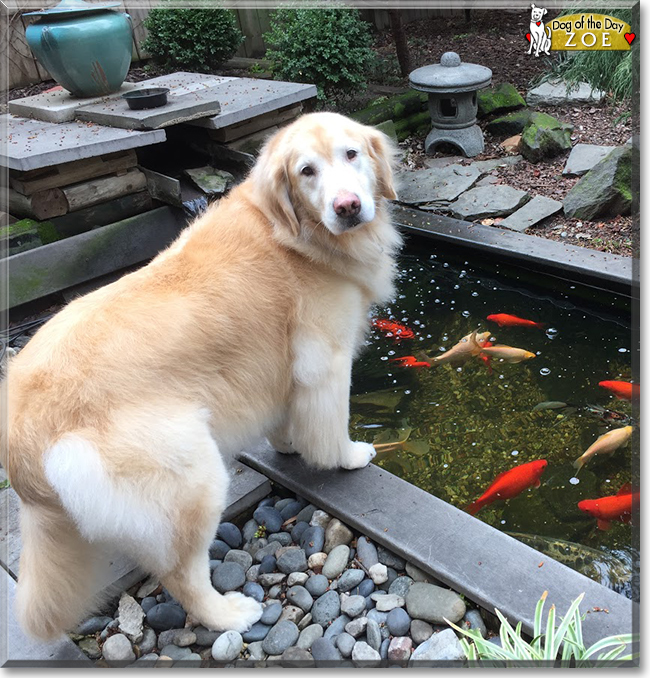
[1,112,402,640]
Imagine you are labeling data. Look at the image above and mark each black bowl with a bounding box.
[122,87,170,110]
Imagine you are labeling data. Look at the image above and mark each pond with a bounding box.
[350,237,638,600]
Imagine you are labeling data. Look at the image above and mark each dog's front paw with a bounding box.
[217,592,263,633]
[268,435,298,456]
[341,441,376,470]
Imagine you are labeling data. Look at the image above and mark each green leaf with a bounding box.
[543,604,557,660]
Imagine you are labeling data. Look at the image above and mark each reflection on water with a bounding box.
[350,244,638,599]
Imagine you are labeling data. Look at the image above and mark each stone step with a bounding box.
[499,195,563,232]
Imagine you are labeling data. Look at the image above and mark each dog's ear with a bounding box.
[249,130,300,237]
[542,7,547,15]
[366,128,398,201]
[531,3,537,9]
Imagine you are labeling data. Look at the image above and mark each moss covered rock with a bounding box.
[374,119,398,142]
[486,109,533,137]
[563,145,635,220]
[393,111,431,142]
[352,90,428,126]
[1,218,60,256]
[477,83,525,117]
[519,112,573,163]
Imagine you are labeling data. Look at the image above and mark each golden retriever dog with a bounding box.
[1,112,402,641]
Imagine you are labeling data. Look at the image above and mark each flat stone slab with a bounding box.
[8,83,138,124]
[396,165,480,206]
[499,195,563,232]
[563,143,616,176]
[470,155,522,173]
[76,73,233,130]
[1,114,166,172]
[188,79,317,130]
[449,185,530,220]
[526,79,605,107]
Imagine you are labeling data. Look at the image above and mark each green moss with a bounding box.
[352,90,428,126]
[36,221,60,245]
[1,219,39,239]
[393,102,406,118]
[477,83,526,117]
[614,150,633,203]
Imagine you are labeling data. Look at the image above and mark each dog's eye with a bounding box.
[301,166,315,177]
[347,149,358,160]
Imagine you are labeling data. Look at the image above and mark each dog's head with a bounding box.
[249,112,397,238]
[530,4,547,21]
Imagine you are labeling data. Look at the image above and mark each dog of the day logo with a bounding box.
[526,4,635,57]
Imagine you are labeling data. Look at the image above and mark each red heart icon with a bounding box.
[624,33,635,45]
[536,21,541,26]
[526,32,531,42]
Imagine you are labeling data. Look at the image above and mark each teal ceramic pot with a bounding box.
[25,0,133,98]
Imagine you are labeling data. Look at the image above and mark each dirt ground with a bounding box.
[4,9,635,256]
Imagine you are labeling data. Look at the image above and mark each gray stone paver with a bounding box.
[396,164,480,206]
[449,184,530,220]
[563,143,616,176]
[526,79,604,107]
[1,114,166,172]
[499,195,563,232]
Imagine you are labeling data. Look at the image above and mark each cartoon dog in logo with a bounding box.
[528,4,552,57]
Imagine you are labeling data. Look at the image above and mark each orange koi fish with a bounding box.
[479,340,493,374]
[430,330,491,367]
[479,345,536,364]
[578,483,638,531]
[372,318,415,341]
[389,356,430,368]
[599,380,640,401]
[487,313,545,329]
[466,459,548,516]
[573,426,633,473]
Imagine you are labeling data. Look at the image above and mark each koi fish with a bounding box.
[430,330,491,367]
[532,401,570,412]
[578,483,638,531]
[466,459,548,516]
[487,313,545,329]
[479,340,493,374]
[479,344,536,363]
[372,318,415,341]
[581,404,635,427]
[599,380,639,401]
[389,356,430,368]
[573,426,634,473]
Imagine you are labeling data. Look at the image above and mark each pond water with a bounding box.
[350,239,638,600]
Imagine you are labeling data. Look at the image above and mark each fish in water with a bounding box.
[389,356,430,369]
[578,483,638,531]
[487,313,545,329]
[573,426,634,473]
[599,380,639,401]
[372,318,414,341]
[581,404,635,427]
[532,401,569,412]
[479,340,494,374]
[466,459,548,515]
[429,330,491,367]
[479,344,536,364]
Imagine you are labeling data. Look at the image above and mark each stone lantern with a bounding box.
[409,52,492,157]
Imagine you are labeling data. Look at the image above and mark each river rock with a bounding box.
[463,609,487,638]
[193,626,220,647]
[260,601,283,625]
[258,572,286,587]
[311,590,340,626]
[352,641,381,667]
[277,547,308,574]
[368,563,388,585]
[217,522,242,549]
[242,622,271,643]
[212,562,245,593]
[102,633,135,666]
[337,568,365,593]
[526,78,604,107]
[135,627,157,655]
[340,594,366,618]
[160,644,192,662]
[323,613,352,641]
[262,620,300,655]
[311,637,342,664]
[211,630,242,662]
[75,615,113,636]
[253,506,283,534]
[477,82,526,117]
[410,619,434,645]
[267,532,292,547]
[366,619,382,652]
[286,585,314,612]
[520,111,573,162]
[387,607,411,636]
[280,646,314,667]
[305,574,329,597]
[225,549,253,572]
[146,603,186,632]
[377,546,406,571]
[254,541,282,563]
[158,628,196,648]
[308,552,328,571]
[388,636,413,662]
[242,581,264,602]
[279,605,305,625]
[410,628,466,662]
[450,185,530,220]
[296,504,316,524]
[405,563,432,583]
[258,555,276,574]
[279,499,304,520]
[323,519,353,553]
[322,545,350,579]
[309,510,331,529]
[389,576,414,598]
[297,623,323,649]
[300,526,325,557]
[373,593,404,612]
[406,582,466,625]
[353,578,375,597]
[209,539,231,560]
[291,521,310,543]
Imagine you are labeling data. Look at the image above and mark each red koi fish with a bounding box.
[389,356,430,368]
[372,318,415,341]
[599,380,640,401]
[578,483,638,531]
[487,313,545,329]
[479,340,493,374]
[466,459,548,516]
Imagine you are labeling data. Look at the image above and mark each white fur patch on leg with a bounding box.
[43,435,173,571]
[292,333,332,387]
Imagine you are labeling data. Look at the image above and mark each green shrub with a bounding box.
[264,5,374,101]
[142,4,244,73]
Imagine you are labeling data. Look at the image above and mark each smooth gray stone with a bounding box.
[311,590,340,627]
[291,521,310,543]
[258,555,277,574]
[280,646,314,666]
[160,644,192,661]
[274,497,294,512]
[297,613,313,631]
[374,593,405,612]
[193,625,221,647]
[353,578,375,597]
[337,569,366,593]
[463,609,487,638]
[157,628,196,648]
[305,574,329,597]
[258,496,276,508]
[377,546,406,571]
[135,627,157,655]
[366,609,388,628]
[217,522,242,549]
[356,537,379,569]
[243,581,265,602]
[563,143,616,176]
[258,572,286,587]
[396,164,480,205]
[242,518,259,543]
[268,584,283,599]
[387,607,411,636]
[224,549,253,572]
[405,562,433,583]
[410,619,434,645]
[247,640,266,661]
[300,526,325,557]
[449,185,530,220]
[406,582,466,625]
[75,615,114,635]
[211,630,243,662]
[378,567,398,592]
[388,636,413,662]
[389,576,414,599]
[262,620,300,656]
[297,623,323,650]
[499,195,563,232]
[254,506,284,534]
[526,79,604,107]
[337,632,356,658]
[323,614,352,641]
[146,603,186,632]
[295,504,316,524]
[141,596,157,614]
[345,616,368,638]
[470,155,523,173]
[254,540,282,563]
[211,561,245,593]
[409,628,466,662]
[242,622,271,643]
[311,637,342,664]
[380,637,390,660]
[286,585,314,612]
[280,499,305,520]
[287,572,309,587]
[322,545,350,579]
[277,548,308,574]
[267,532,292,546]
[366,619,382,652]
[324,518,354,553]
[341,594,366,618]
[280,604,305,626]
[208,539,231,560]
[352,640,381,667]
[309,510,331,528]
[260,602,283,625]
[102,633,135,666]
[246,564,261,582]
